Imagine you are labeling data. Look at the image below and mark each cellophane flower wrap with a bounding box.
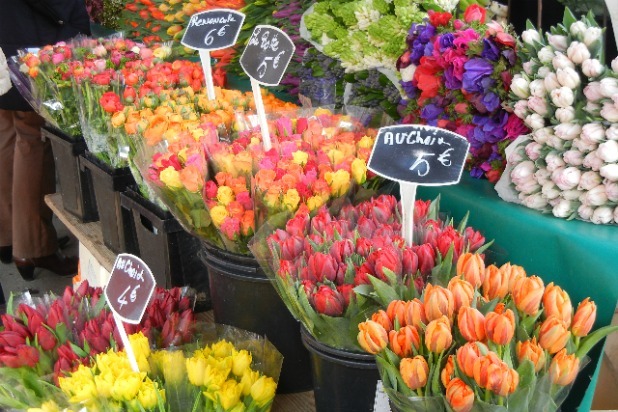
[0,282,197,410]
[397,6,528,182]
[250,194,490,351]
[497,9,618,224]
[53,323,282,412]
[356,253,618,411]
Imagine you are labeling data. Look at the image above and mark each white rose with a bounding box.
[606,125,618,141]
[522,29,542,46]
[513,100,529,119]
[511,160,536,184]
[552,53,575,70]
[606,182,618,202]
[566,41,591,64]
[583,82,604,101]
[553,166,581,190]
[525,142,543,160]
[570,21,588,39]
[529,79,547,97]
[516,179,541,195]
[600,77,618,98]
[510,75,530,99]
[598,140,618,163]
[547,135,567,150]
[563,150,584,166]
[535,168,552,185]
[600,102,618,123]
[552,199,578,218]
[548,35,568,52]
[400,64,417,82]
[581,59,605,78]
[591,206,613,224]
[581,122,606,144]
[533,127,554,144]
[523,193,549,209]
[538,46,555,64]
[550,87,575,108]
[581,185,608,206]
[583,27,603,48]
[537,66,552,79]
[612,56,618,73]
[556,67,580,89]
[578,204,595,220]
[573,138,598,153]
[542,182,561,199]
[554,123,581,141]
[583,152,604,171]
[524,113,545,130]
[546,151,566,171]
[600,164,618,181]
[527,96,548,116]
[543,73,561,92]
[585,102,601,116]
[578,170,602,190]
[555,107,576,123]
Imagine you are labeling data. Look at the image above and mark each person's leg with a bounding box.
[0,109,16,260]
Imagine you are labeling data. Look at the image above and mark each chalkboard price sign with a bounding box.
[104,254,156,324]
[181,9,245,51]
[368,125,470,186]
[239,25,295,86]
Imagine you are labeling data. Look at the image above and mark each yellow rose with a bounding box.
[110,370,143,401]
[358,135,375,149]
[217,380,243,410]
[292,150,309,166]
[264,186,282,209]
[210,205,229,228]
[250,376,277,407]
[110,111,126,128]
[231,350,253,377]
[187,355,207,386]
[217,186,235,206]
[239,370,260,396]
[282,189,300,212]
[351,158,367,184]
[325,169,351,197]
[153,45,172,59]
[159,166,183,189]
[306,195,325,211]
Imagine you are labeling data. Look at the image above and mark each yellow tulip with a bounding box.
[292,150,309,166]
[358,135,374,149]
[161,350,187,385]
[186,355,207,386]
[232,350,253,377]
[240,370,260,396]
[217,380,243,410]
[250,376,277,407]
[138,379,163,409]
[110,370,143,401]
[94,372,115,398]
[351,158,367,184]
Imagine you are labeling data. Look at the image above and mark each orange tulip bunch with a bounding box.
[357,252,618,412]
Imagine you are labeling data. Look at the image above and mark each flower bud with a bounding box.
[533,127,553,144]
[550,87,575,108]
[446,378,474,412]
[400,356,429,390]
[555,107,575,123]
[552,199,578,218]
[543,282,573,326]
[553,53,575,70]
[425,316,453,353]
[608,125,618,141]
[512,275,544,316]
[581,185,608,207]
[511,160,536,185]
[513,100,529,118]
[554,166,581,190]
[583,152,604,171]
[371,310,393,332]
[527,96,548,116]
[386,300,407,327]
[510,75,530,99]
[424,284,455,322]
[458,307,486,342]
[567,41,591,64]
[539,316,571,354]
[456,253,485,288]
[583,81,604,101]
[448,276,474,312]
[516,337,547,372]
[485,303,515,346]
[554,123,582,141]
[521,29,541,46]
[591,206,614,224]
[523,193,549,209]
[549,348,580,386]
[441,355,455,387]
[548,35,568,52]
[404,299,427,330]
[556,67,580,88]
[583,27,603,47]
[601,164,618,182]
[571,298,597,337]
[570,21,587,38]
[523,61,536,75]
[543,72,561,92]
[516,178,541,195]
[357,320,388,354]
[546,151,566,172]
[482,265,509,300]
[535,168,552,185]
[538,46,555,64]
[612,56,618,72]
[389,325,420,357]
[582,59,605,78]
[608,182,618,202]
[542,182,560,200]
[563,150,584,166]
[578,204,595,220]
[529,79,547,97]
[524,113,545,130]
[601,102,618,123]
[578,171,602,190]
[563,189,583,201]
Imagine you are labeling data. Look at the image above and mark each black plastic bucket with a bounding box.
[301,327,379,412]
[43,125,98,222]
[200,242,312,394]
[79,152,138,254]
[120,188,211,312]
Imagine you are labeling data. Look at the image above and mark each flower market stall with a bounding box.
[1,0,618,411]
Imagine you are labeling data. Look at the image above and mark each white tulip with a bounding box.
[600,77,618,98]
[522,29,542,46]
[549,198,561,207]
[591,206,613,224]
[555,107,576,123]
[542,181,561,199]
[612,56,618,73]
[583,82,604,101]
[538,46,555,64]
[552,53,575,70]
[533,127,553,144]
[529,79,547,97]
[524,113,545,130]
[552,199,578,218]
[547,135,567,150]
[606,182,618,202]
[598,140,618,163]
[556,67,580,89]
[511,160,536,184]
[614,206,618,224]
[581,59,605,78]
[554,123,581,141]
[600,164,618,181]
[572,138,598,153]
[578,204,595,220]
[578,170,602,190]
[553,166,581,190]
[567,41,591,64]
[570,21,588,38]
[581,185,608,206]
[527,96,548,116]
[513,100,529,119]
[583,152,604,171]
[583,27,603,48]
[563,150,584,166]
[563,189,584,201]
[585,102,601,116]
[523,61,536,75]
[600,102,618,123]
[606,125,618,141]
[535,168,552,185]
[509,149,525,164]
[525,142,543,160]
[581,122,606,144]
[543,73,561,92]
[546,151,566,171]
[537,66,552,79]
[548,35,568,51]
[511,75,530,99]
[523,193,549,209]
[550,87,575,108]
[516,179,541,194]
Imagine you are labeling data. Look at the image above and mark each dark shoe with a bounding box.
[13,252,78,281]
[0,246,11,264]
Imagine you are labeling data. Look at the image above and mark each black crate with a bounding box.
[43,125,98,222]
[79,152,138,254]
[120,188,211,312]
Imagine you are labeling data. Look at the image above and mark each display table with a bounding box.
[418,174,618,411]
[45,193,316,412]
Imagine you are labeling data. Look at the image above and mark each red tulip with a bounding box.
[35,326,58,351]
[402,247,419,276]
[46,300,65,329]
[336,284,354,307]
[281,236,305,260]
[311,286,345,316]
[415,244,436,277]
[307,252,340,283]
[1,314,31,339]
[0,331,27,348]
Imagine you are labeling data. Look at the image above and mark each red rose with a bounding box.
[311,286,345,316]
[463,4,486,23]
[429,10,453,27]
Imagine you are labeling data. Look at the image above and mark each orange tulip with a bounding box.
[400,356,429,390]
[571,298,597,337]
[485,303,515,346]
[389,325,420,357]
[456,253,485,288]
[371,310,393,332]
[448,276,474,313]
[516,337,546,372]
[543,282,573,327]
[549,348,580,386]
[425,316,453,353]
[446,378,474,412]
[386,300,407,328]
[441,355,455,388]
[424,284,454,322]
[482,264,509,301]
[473,352,519,397]
[458,306,486,342]
[357,321,388,354]
[539,316,571,354]
[512,275,545,316]
[502,262,526,293]
[404,299,427,331]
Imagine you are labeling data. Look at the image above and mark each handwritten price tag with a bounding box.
[181,9,245,51]
[239,25,295,86]
[104,254,156,324]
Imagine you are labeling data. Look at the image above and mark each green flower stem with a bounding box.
[484,388,491,403]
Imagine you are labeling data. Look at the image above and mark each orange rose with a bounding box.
[458,306,486,342]
[226,201,245,219]
[571,298,596,337]
[179,165,203,193]
[240,210,254,237]
[543,282,573,327]
[254,169,276,191]
[446,378,474,412]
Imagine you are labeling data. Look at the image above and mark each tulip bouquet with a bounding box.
[250,194,490,350]
[357,255,618,411]
[498,10,618,224]
[397,5,527,182]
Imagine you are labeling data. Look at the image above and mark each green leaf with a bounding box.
[368,275,400,307]
[456,212,469,234]
[562,7,577,29]
[70,341,89,358]
[474,239,494,255]
[575,325,618,359]
[376,355,399,391]
[427,195,441,221]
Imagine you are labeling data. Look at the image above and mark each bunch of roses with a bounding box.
[250,194,488,350]
[397,5,528,182]
[357,253,618,411]
[505,10,618,224]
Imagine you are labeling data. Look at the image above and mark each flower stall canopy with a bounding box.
[418,173,618,411]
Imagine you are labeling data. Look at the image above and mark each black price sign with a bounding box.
[104,254,156,324]
[239,25,295,86]
[181,9,245,51]
[368,125,470,186]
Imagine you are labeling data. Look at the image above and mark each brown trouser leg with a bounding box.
[0,109,57,258]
